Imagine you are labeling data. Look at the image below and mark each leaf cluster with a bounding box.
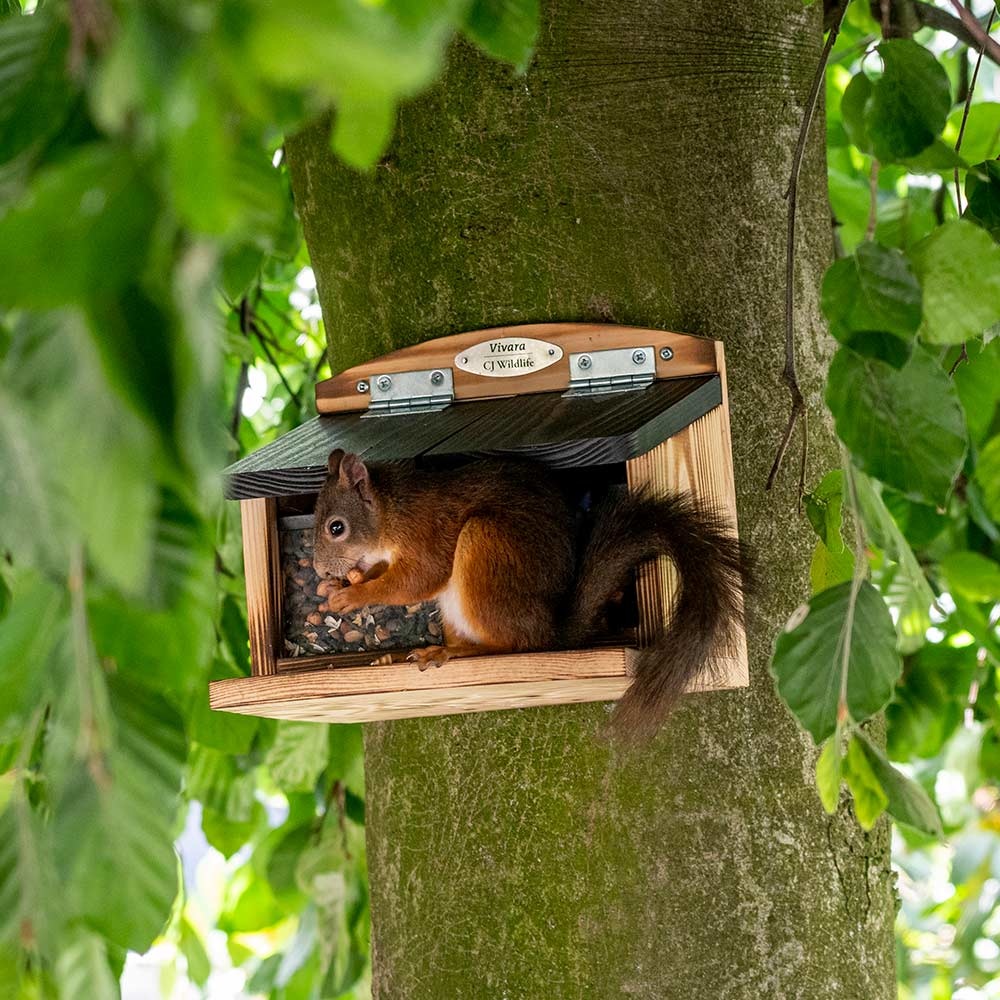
[0,0,540,996]
[773,7,1000,993]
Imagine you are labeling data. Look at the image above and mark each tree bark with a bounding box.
[285,2,897,997]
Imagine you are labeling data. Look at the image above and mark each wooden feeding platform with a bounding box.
[210,323,747,724]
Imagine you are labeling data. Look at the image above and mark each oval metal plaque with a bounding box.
[454,337,563,378]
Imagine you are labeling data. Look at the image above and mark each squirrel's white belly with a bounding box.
[436,580,482,642]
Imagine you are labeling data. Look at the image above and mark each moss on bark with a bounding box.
[286,1,897,996]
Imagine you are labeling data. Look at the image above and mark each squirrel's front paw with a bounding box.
[326,586,365,613]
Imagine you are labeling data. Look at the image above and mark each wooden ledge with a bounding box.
[209,647,745,724]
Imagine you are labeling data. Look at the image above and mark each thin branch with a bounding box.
[948,341,969,376]
[767,2,848,495]
[250,320,303,409]
[946,0,1000,66]
[912,0,1000,61]
[949,8,994,375]
[229,297,252,451]
[954,8,995,216]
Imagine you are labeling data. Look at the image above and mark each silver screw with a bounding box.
[577,355,592,370]
[429,370,445,386]
[632,349,646,365]
[659,347,674,361]
[548,348,556,356]
[460,356,469,364]
[356,380,369,393]
[376,374,393,391]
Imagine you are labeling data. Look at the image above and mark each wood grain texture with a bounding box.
[240,498,281,676]
[315,323,717,413]
[210,646,743,723]
[627,346,749,686]
[224,374,720,499]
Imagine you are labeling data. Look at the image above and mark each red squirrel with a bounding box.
[313,449,747,738]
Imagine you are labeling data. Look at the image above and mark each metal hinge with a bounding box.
[361,367,454,417]
[563,346,656,397]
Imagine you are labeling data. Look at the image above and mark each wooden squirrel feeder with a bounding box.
[210,323,748,724]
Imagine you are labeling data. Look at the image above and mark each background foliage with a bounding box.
[0,0,537,996]
[2,0,1000,996]
[772,2,1000,996]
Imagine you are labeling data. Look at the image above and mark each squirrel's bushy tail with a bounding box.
[563,488,748,741]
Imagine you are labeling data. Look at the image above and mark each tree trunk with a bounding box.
[285,2,898,997]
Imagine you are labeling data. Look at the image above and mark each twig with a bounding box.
[767,2,848,495]
[946,0,1000,67]
[948,342,969,376]
[251,320,303,409]
[229,298,252,451]
[954,8,995,215]
[949,8,993,376]
[911,1,988,53]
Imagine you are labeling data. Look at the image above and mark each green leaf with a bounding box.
[840,72,873,154]
[887,643,974,761]
[0,572,66,731]
[201,800,266,860]
[810,540,856,594]
[165,61,234,235]
[874,187,941,253]
[820,244,922,354]
[852,472,936,653]
[944,102,1000,163]
[770,580,902,744]
[266,721,330,793]
[965,160,1000,242]
[898,138,967,173]
[267,824,314,903]
[880,490,947,548]
[54,676,187,953]
[464,0,539,72]
[856,735,942,837]
[331,92,396,170]
[826,345,968,505]
[179,917,211,988]
[865,40,951,162]
[55,926,120,1000]
[816,736,843,814]
[188,663,259,754]
[0,145,158,308]
[954,338,1000,444]
[940,552,1000,603]
[977,434,1000,521]
[909,220,1000,345]
[0,12,74,165]
[843,735,888,830]
[0,800,56,953]
[219,865,285,934]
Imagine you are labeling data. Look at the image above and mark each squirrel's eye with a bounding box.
[328,519,345,537]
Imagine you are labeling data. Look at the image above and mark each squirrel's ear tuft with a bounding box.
[327,449,346,475]
[339,453,373,504]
